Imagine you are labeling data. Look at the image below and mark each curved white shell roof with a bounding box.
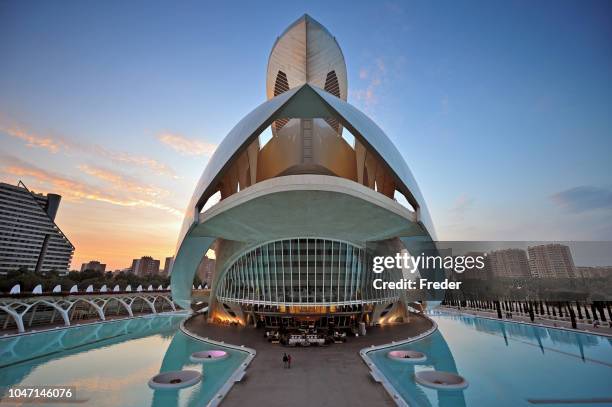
[267,14,347,102]
[175,84,435,256]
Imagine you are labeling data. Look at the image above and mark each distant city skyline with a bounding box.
[1,1,611,269]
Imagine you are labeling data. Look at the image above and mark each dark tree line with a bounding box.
[443,297,612,328]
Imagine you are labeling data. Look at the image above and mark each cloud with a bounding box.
[0,155,182,217]
[1,125,65,153]
[551,186,612,213]
[352,58,386,109]
[158,132,217,156]
[78,164,168,199]
[0,121,177,178]
[91,146,177,178]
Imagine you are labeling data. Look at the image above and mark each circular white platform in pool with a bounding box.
[190,350,229,362]
[414,370,468,390]
[148,370,201,389]
[387,350,427,363]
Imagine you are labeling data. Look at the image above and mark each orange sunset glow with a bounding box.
[0,120,213,270]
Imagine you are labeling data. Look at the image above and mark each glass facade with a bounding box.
[216,238,401,306]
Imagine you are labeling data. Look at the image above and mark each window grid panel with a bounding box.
[217,238,400,306]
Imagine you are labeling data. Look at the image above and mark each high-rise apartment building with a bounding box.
[163,256,174,275]
[80,260,106,273]
[196,256,215,286]
[131,256,160,276]
[0,181,74,274]
[528,244,577,278]
[461,251,491,279]
[489,248,531,278]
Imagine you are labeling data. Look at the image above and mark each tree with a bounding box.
[568,302,577,329]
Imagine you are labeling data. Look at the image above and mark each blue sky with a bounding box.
[1,0,611,268]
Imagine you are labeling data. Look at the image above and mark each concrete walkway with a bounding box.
[184,314,433,407]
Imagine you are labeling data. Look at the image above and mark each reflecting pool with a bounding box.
[368,311,612,407]
[0,314,249,407]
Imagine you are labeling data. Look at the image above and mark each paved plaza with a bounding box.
[184,313,433,407]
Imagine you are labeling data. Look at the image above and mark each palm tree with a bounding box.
[495,301,502,319]
[590,303,598,322]
[596,302,607,322]
[584,303,591,320]
[568,302,577,329]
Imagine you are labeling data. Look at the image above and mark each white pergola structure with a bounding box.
[0,292,175,333]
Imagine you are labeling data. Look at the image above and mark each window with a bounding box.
[393,190,416,212]
[324,71,340,98]
[274,71,290,131]
[202,191,221,212]
[259,125,273,149]
[324,71,341,133]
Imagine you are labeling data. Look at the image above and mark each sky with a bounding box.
[1,0,611,270]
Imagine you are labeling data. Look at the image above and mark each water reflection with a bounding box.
[150,331,249,407]
[370,328,467,407]
[0,315,248,407]
[435,312,611,365]
[0,316,182,401]
[370,312,612,407]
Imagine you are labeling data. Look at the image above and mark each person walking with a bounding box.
[282,353,288,368]
[287,353,292,369]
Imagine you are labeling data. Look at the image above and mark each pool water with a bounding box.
[368,312,612,407]
[0,314,249,407]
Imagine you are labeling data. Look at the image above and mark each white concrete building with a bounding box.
[171,15,440,328]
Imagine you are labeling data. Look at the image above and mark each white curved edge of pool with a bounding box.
[438,307,612,338]
[179,319,256,407]
[0,310,191,339]
[359,314,439,407]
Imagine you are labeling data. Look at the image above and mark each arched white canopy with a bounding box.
[171,84,437,308]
